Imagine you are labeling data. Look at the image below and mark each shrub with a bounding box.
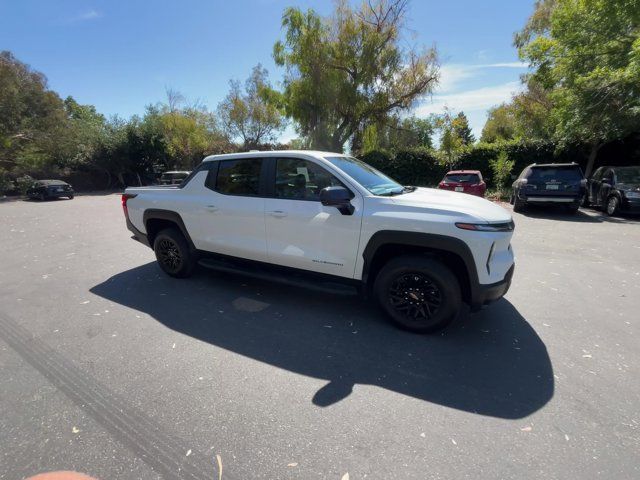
[15,175,35,194]
[489,151,515,196]
[0,172,13,196]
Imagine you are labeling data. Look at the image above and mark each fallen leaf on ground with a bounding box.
[521,426,532,432]
[216,455,223,480]
[186,449,192,456]
[341,474,349,480]
[72,427,80,433]
[287,463,298,467]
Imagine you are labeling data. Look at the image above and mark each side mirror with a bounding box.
[319,186,354,215]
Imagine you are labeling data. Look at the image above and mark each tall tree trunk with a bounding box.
[584,142,600,177]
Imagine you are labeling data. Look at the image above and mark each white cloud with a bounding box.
[437,64,476,93]
[480,62,528,68]
[418,81,523,116]
[68,9,103,23]
[475,50,491,62]
[417,81,524,138]
[436,62,528,93]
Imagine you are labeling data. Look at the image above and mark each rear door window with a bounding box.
[216,158,263,196]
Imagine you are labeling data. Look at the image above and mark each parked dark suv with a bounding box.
[511,163,585,214]
[585,166,640,216]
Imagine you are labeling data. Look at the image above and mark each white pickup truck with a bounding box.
[123,150,515,333]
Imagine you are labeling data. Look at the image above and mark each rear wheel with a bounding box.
[374,255,461,333]
[68,195,74,200]
[153,228,196,278]
[513,195,526,213]
[606,196,620,216]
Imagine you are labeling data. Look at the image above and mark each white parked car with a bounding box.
[122,151,515,333]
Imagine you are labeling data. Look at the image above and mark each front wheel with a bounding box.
[374,256,461,333]
[153,228,196,278]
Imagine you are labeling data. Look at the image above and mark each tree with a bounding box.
[361,124,379,153]
[452,112,475,145]
[0,51,68,174]
[481,104,517,143]
[436,110,463,169]
[517,0,640,176]
[217,64,285,149]
[273,0,439,151]
[481,80,552,143]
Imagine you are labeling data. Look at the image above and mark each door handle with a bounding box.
[267,210,287,218]
[205,204,218,212]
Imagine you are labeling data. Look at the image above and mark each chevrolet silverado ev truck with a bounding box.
[122,151,515,333]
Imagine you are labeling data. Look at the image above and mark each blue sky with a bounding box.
[0,0,534,141]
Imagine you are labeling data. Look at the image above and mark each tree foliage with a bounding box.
[489,150,515,194]
[517,0,640,175]
[481,80,552,143]
[0,51,68,174]
[217,65,285,149]
[452,112,475,146]
[273,0,439,151]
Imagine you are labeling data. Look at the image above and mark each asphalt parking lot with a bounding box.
[1,194,639,480]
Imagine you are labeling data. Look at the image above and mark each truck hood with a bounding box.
[388,187,513,223]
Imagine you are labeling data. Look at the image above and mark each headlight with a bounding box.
[456,221,515,232]
[624,191,640,199]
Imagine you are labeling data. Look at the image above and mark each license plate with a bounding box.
[455,186,464,192]
[546,184,559,190]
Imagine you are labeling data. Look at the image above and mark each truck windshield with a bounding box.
[324,156,404,195]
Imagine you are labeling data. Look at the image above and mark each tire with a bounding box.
[39,193,46,201]
[513,195,526,213]
[153,228,196,278]
[567,204,580,214]
[581,195,589,208]
[374,255,461,333]
[605,196,620,216]
[68,195,74,200]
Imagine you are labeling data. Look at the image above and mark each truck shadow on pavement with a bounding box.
[90,263,554,419]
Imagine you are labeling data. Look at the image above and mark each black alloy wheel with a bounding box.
[153,228,196,278]
[388,273,443,322]
[374,255,461,333]
[156,237,183,273]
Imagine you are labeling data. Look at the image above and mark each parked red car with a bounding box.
[438,170,486,197]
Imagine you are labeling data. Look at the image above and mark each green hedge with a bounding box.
[360,140,585,188]
[361,148,447,187]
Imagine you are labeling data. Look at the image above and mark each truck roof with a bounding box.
[202,150,343,162]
